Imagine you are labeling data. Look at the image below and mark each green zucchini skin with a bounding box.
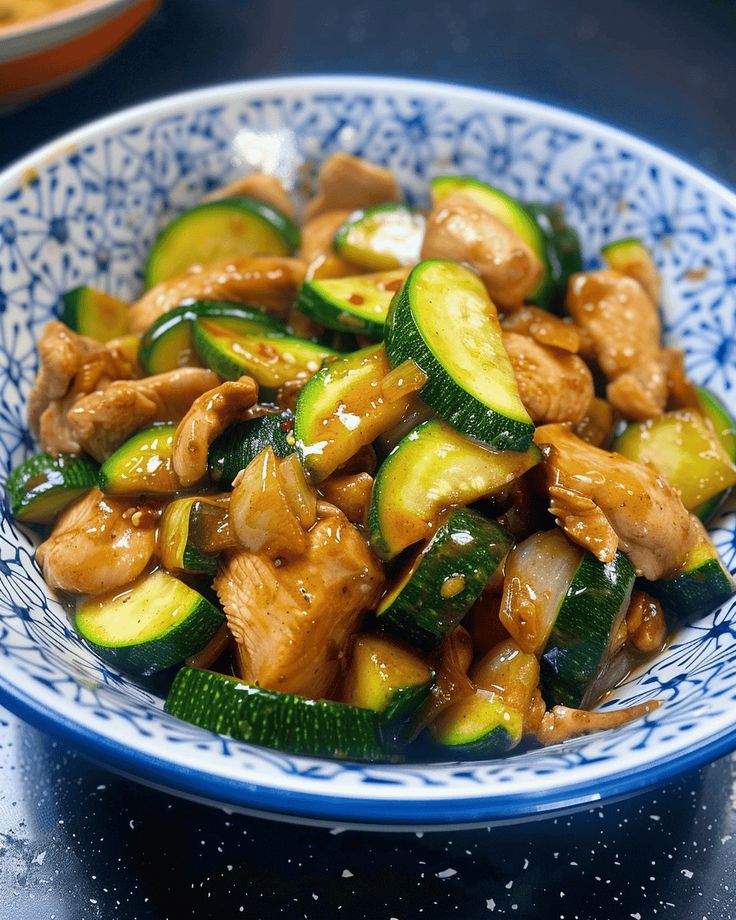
[61,286,130,342]
[144,196,300,288]
[429,691,522,758]
[385,260,534,451]
[138,300,283,375]
[540,551,636,709]
[696,385,736,522]
[377,509,514,650]
[208,412,295,488]
[165,667,386,761]
[648,551,735,622]
[6,452,99,523]
[525,203,583,312]
[332,204,424,271]
[75,572,225,676]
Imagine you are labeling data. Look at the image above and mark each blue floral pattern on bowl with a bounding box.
[0,77,735,829]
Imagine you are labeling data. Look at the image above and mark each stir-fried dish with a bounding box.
[8,154,736,762]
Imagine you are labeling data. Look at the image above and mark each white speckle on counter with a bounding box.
[436,868,457,879]
[341,870,353,879]
[682,869,694,879]
[486,899,495,911]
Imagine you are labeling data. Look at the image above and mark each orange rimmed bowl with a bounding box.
[0,0,159,110]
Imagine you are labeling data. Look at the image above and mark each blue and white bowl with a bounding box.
[1,76,735,830]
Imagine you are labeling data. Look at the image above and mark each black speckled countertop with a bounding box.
[2,1,736,917]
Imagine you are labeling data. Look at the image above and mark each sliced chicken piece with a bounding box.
[173,376,258,487]
[501,305,581,353]
[29,322,134,455]
[566,269,667,420]
[67,367,220,461]
[503,331,593,424]
[421,191,543,308]
[534,423,699,579]
[206,172,295,218]
[661,346,700,410]
[229,447,317,561]
[625,590,667,654]
[36,488,157,595]
[128,256,306,333]
[533,699,660,745]
[214,502,384,698]
[304,152,400,221]
[573,397,615,448]
[300,209,364,280]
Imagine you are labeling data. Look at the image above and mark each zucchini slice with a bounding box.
[295,268,408,338]
[76,571,225,676]
[165,667,385,761]
[333,204,424,271]
[341,634,435,745]
[525,203,583,311]
[430,176,552,306]
[294,344,425,483]
[158,496,233,575]
[540,548,636,709]
[601,237,660,303]
[613,409,736,511]
[192,314,335,387]
[208,412,295,488]
[431,639,539,758]
[98,424,179,496]
[376,508,513,649]
[138,300,283,375]
[144,196,299,288]
[6,452,99,523]
[369,417,539,560]
[696,385,736,521]
[385,259,534,451]
[61,286,129,342]
[648,531,735,621]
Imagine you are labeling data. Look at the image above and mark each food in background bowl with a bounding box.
[0,0,158,109]
[1,77,736,829]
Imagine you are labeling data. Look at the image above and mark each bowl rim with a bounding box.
[0,0,136,40]
[1,73,735,829]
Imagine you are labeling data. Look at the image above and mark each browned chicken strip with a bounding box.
[67,367,220,461]
[502,331,593,424]
[566,269,667,420]
[206,172,295,218]
[421,192,543,308]
[534,423,699,579]
[173,376,258,487]
[36,488,157,595]
[128,256,306,333]
[501,305,582,353]
[214,503,384,698]
[300,209,365,280]
[304,152,400,221]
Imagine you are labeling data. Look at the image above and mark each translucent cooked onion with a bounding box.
[500,529,582,655]
[380,359,427,403]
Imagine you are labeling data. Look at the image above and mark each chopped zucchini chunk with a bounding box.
[208,412,295,488]
[192,313,334,387]
[61,286,129,342]
[430,176,552,306]
[333,204,424,271]
[377,509,513,649]
[145,196,299,288]
[540,547,636,709]
[648,528,735,621]
[158,496,233,575]
[369,417,539,560]
[602,237,660,304]
[295,268,408,338]
[342,634,434,745]
[696,386,736,521]
[98,424,179,495]
[6,452,99,523]
[76,571,225,676]
[614,409,736,511]
[295,344,425,483]
[138,301,281,375]
[165,667,385,761]
[385,259,534,450]
[525,203,583,310]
